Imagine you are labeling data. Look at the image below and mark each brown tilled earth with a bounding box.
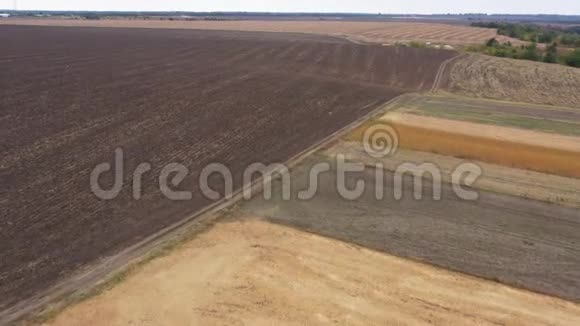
[0,25,456,312]
[441,53,580,108]
[0,19,512,45]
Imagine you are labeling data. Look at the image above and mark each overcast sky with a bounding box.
[0,0,579,15]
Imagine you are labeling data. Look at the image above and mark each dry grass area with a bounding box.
[393,94,580,136]
[442,53,580,108]
[44,218,580,326]
[0,19,507,45]
[326,141,580,208]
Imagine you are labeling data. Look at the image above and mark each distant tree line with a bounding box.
[467,38,580,68]
[81,13,101,20]
[472,22,580,47]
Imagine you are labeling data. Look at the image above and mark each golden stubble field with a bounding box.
[0,18,512,45]
[348,112,580,178]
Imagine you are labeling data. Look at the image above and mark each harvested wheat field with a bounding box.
[44,218,580,326]
[345,98,580,178]
[441,53,580,108]
[0,19,512,45]
[354,94,580,177]
[361,112,580,178]
[0,25,457,316]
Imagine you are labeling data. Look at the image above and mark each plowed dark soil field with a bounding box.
[0,25,455,312]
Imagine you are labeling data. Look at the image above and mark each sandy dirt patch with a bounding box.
[45,218,580,326]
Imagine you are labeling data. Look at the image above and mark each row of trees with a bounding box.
[468,38,580,68]
[472,22,580,47]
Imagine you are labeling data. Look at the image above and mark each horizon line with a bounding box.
[1,10,579,16]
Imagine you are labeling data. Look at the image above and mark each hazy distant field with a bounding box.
[0,18,512,45]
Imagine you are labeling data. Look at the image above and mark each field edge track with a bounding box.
[0,96,407,325]
[431,52,465,93]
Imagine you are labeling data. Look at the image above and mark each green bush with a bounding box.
[543,43,558,63]
[471,38,580,68]
[562,49,580,67]
[518,43,540,61]
[472,22,580,47]
[82,14,101,20]
[409,41,426,48]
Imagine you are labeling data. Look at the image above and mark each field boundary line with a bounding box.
[0,94,407,325]
[431,52,466,93]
